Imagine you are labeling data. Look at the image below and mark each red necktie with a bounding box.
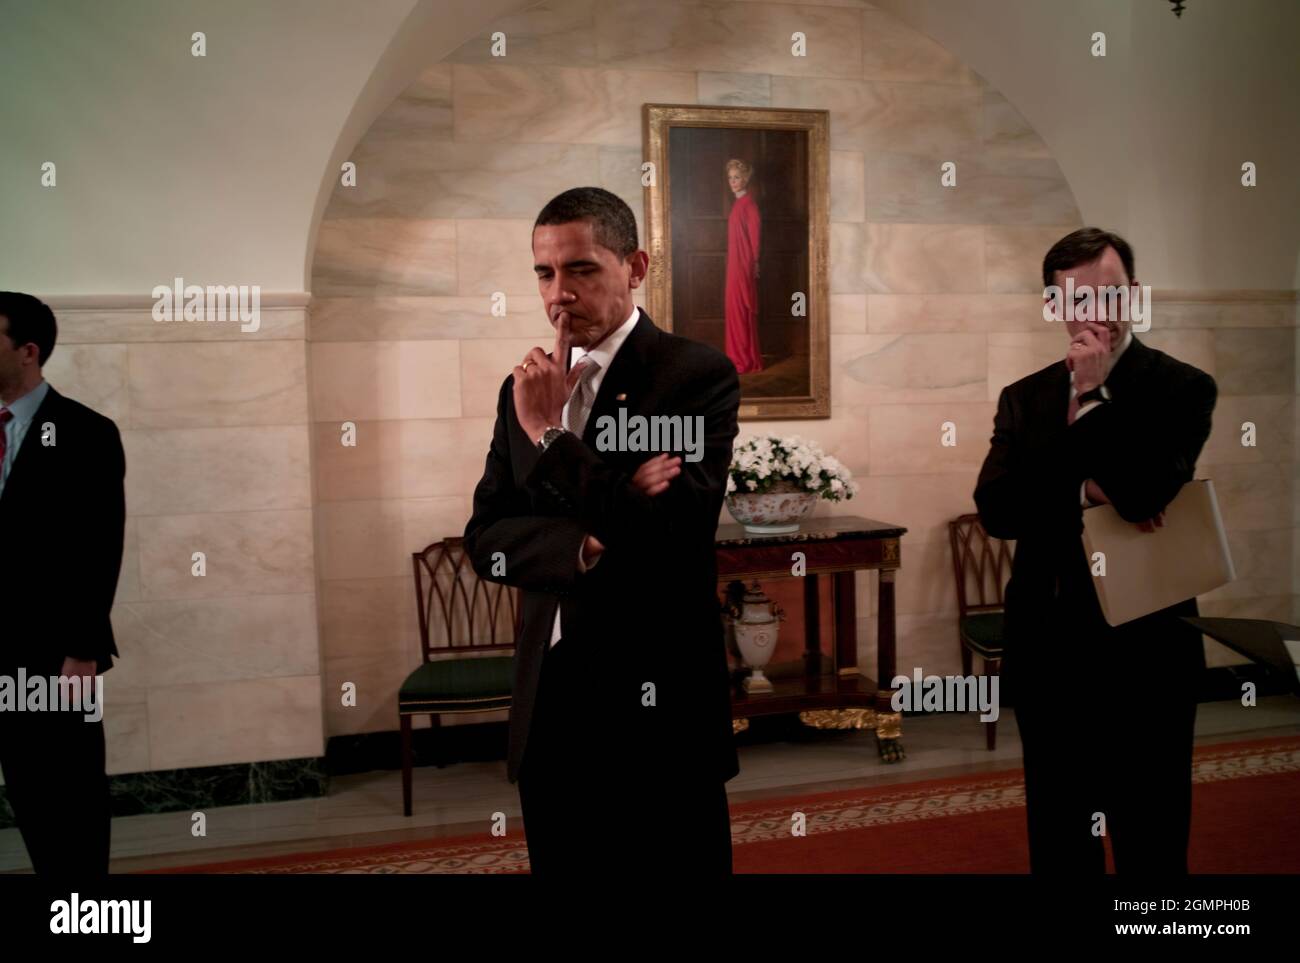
[0,408,13,466]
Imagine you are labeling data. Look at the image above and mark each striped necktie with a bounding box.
[565,359,601,438]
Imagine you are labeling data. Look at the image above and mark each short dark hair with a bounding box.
[533,187,638,261]
[1042,227,1136,289]
[0,291,57,367]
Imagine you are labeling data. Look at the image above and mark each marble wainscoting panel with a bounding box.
[116,516,142,604]
[309,340,462,422]
[309,297,552,342]
[852,471,980,550]
[730,0,875,6]
[103,699,151,777]
[312,417,494,501]
[866,152,1079,225]
[365,64,453,139]
[742,401,872,479]
[318,576,419,664]
[833,222,986,294]
[982,89,1052,159]
[698,71,773,107]
[831,293,868,333]
[147,676,325,770]
[598,144,649,239]
[868,294,1044,334]
[121,425,312,516]
[1212,328,1295,397]
[868,402,996,475]
[111,593,320,688]
[836,332,987,405]
[312,218,458,297]
[327,138,603,220]
[860,4,979,86]
[854,532,962,624]
[831,149,866,222]
[452,63,696,146]
[1201,396,1293,466]
[984,224,1087,293]
[135,510,315,600]
[443,0,599,66]
[1203,461,1294,532]
[127,341,308,429]
[1151,298,1298,330]
[323,647,414,736]
[456,219,544,297]
[772,76,982,155]
[41,343,128,424]
[315,496,471,582]
[986,331,1065,398]
[52,303,307,343]
[594,0,864,79]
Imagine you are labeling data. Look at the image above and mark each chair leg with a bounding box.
[961,644,972,678]
[985,657,1001,751]
[430,713,445,768]
[400,713,413,817]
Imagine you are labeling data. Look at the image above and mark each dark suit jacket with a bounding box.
[464,308,741,786]
[974,336,1217,691]
[0,385,126,677]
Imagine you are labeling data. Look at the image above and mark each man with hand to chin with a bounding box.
[974,228,1217,874]
[465,187,740,875]
[509,311,686,576]
[1067,309,1164,533]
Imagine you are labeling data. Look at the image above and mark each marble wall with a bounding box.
[24,297,324,777]
[307,0,1296,743]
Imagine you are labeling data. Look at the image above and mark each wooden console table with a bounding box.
[715,515,908,762]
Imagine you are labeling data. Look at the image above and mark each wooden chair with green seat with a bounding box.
[947,513,1015,750]
[400,536,521,816]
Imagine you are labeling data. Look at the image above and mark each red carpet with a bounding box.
[146,735,1300,874]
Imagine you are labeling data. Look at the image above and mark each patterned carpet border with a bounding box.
[151,734,1300,874]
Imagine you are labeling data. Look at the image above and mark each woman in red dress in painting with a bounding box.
[724,158,763,373]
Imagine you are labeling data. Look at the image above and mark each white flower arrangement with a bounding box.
[726,435,858,501]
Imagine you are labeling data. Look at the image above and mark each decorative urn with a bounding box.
[723,580,784,693]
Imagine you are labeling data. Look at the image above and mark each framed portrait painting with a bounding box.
[642,104,830,420]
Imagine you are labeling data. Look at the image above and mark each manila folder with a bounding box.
[1081,478,1235,627]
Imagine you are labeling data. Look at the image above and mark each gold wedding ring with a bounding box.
[522,360,535,370]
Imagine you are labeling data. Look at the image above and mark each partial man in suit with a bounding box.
[0,292,126,875]
[464,187,740,874]
[974,228,1217,874]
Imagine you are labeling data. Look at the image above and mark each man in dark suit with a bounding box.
[974,228,1217,874]
[0,291,126,875]
[464,187,740,874]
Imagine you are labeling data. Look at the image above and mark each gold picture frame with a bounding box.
[642,103,830,420]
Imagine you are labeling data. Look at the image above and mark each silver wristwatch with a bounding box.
[536,425,567,452]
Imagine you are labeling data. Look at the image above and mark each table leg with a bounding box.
[875,568,904,762]
[833,571,856,675]
[803,573,821,675]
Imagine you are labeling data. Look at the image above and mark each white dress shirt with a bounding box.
[1074,329,1132,506]
[549,302,641,648]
